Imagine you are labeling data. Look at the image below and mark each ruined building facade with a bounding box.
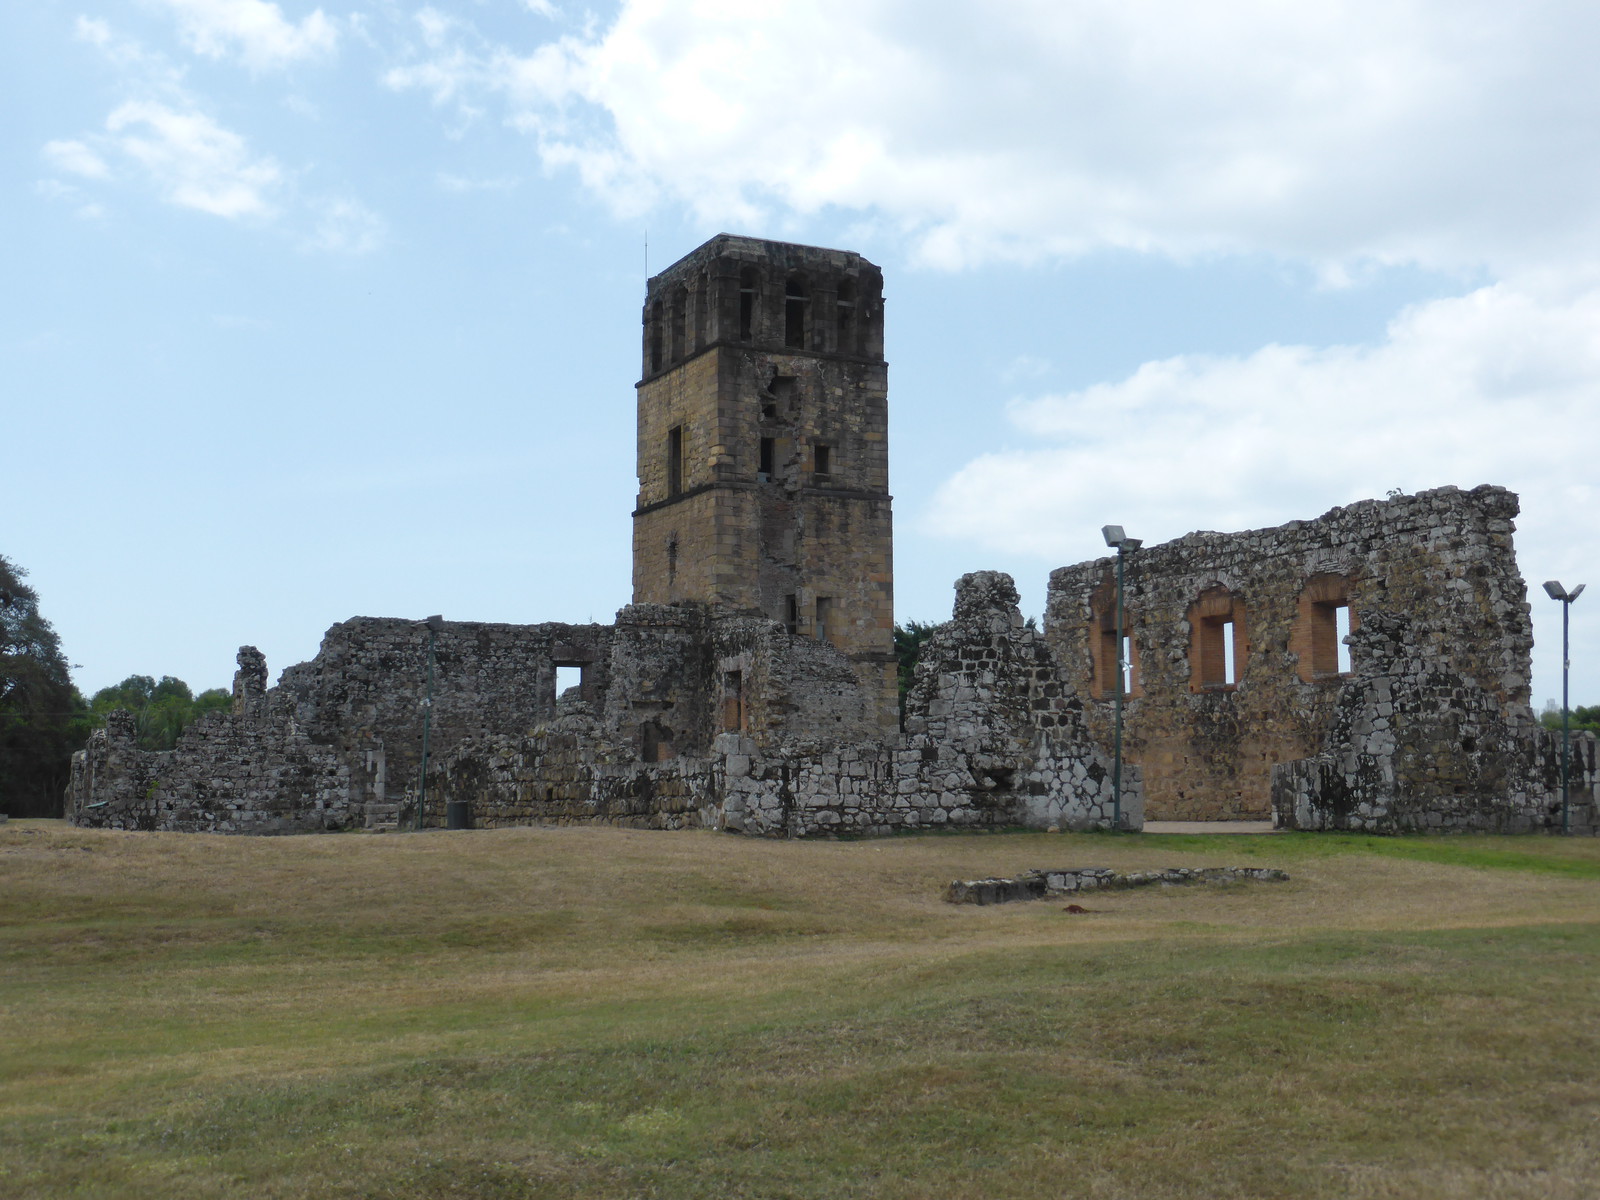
[65,236,1594,837]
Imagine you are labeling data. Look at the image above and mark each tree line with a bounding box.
[1,555,228,818]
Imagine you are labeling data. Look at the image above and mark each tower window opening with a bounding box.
[554,664,582,701]
[785,594,798,634]
[666,426,682,496]
[670,285,687,361]
[666,535,678,583]
[759,437,774,479]
[785,274,809,348]
[649,300,663,373]
[771,375,797,414]
[814,443,831,477]
[721,670,745,732]
[739,267,759,340]
[1335,604,1352,674]
[815,596,834,645]
[836,278,857,354]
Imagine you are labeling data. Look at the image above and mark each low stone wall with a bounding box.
[67,709,355,834]
[946,866,1290,905]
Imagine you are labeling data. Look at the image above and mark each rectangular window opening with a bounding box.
[555,665,582,700]
[1221,620,1236,685]
[1335,604,1352,674]
[785,298,806,347]
[814,444,831,476]
[721,670,745,732]
[815,596,834,645]
[785,594,798,635]
[666,426,682,496]
[759,436,774,479]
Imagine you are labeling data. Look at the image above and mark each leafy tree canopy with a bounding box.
[0,555,88,817]
[88,676,232,752]
[1540,703,1600,736]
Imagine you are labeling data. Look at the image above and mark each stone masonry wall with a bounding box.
[66,706,353,834]
[1272,610,1597,833]
[1046,485,1532,820]
[434,572,1137,836]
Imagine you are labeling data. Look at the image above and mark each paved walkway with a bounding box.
[1141,820,1280,835]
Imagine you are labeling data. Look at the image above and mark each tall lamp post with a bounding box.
[1102,525,1142,832]
[1542,582,1585,834]
[417,614,444,831]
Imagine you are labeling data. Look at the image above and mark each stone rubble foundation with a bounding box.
[945,866,1291,905]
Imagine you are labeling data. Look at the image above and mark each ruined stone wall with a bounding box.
[1046,485,1532,820]
[435,572,1136,837]
[66,707,354,834]
[1272,611,1596,833]
[68,619,615,832]
[274,617,612,810]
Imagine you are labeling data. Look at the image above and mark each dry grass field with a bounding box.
[3,819,1599,1199]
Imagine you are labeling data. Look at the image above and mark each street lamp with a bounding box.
[1543,582,1585,834]
[417,614,444,831]
[1102,525,1143,832]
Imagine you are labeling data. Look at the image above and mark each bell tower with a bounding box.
[631,234,896,728]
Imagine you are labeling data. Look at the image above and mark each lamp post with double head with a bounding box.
[1542,581,1585,834]
[1102,526,1142,832]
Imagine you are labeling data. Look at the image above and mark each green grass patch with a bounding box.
[3,824,1599,1198]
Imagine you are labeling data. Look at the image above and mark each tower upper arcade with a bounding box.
[640,235,885,378]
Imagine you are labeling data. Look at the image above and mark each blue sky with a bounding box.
[7,0,1597,710]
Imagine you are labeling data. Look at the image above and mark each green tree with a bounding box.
[1539,702,1600,736]
[88,675,232,751]
[0,555,88,817]
[894,621,942,725]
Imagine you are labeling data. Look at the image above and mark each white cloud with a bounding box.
[302,197,386,253]
[154,0,338,71]
[924,282,1600,597]
[43,140,111,179]
[106,101,281,218]
[382,0,1600,276]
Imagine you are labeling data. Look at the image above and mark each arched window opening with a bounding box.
[1293,573,1358,681]
[670,285,688,361]
[836,278,857,354]
[784,273,809,349]
[649,300,664,373]
[738,267,759,340]
[1189,586,1248,692]
[693,272,708,348]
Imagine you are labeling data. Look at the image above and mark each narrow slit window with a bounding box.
[738,268,758,340]
[785,274,808,348]
[1335,605,1352,674]
[759,437,774,479]
[666,426,683,496]
[836,278,856,353]
[1121,635,1133,697]
[721,670,745,732]
[649,300,663,372]
[785,594,798,635]
[670,286,687,361]
[1221,620,1236,684]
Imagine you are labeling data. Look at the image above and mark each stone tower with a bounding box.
[632,234,897,726]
